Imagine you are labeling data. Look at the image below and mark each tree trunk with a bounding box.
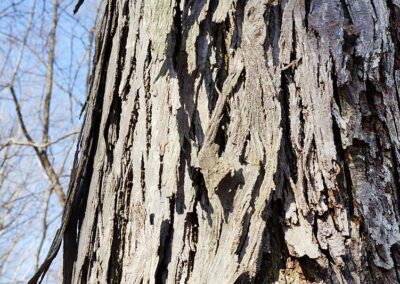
[64,0,400,283]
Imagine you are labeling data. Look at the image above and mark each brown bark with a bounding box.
[37,0,400,283]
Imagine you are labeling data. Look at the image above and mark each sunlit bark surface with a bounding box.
[65,0,400,283]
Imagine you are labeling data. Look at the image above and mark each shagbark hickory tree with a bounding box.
[32,0,400,283]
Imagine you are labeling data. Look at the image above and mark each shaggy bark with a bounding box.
[60,0,400,283]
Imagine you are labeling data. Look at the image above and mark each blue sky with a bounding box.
[0,0,99,282]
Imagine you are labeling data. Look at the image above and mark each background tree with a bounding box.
[0,0,99,282]
[34,0,400,283]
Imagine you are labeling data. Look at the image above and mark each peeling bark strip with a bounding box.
[31,0,400,283]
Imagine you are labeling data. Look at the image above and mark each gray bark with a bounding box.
[62,0,400,283]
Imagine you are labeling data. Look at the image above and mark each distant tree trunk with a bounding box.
[64,0,400,283]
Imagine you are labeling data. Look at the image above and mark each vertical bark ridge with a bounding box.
[62,0,400,283]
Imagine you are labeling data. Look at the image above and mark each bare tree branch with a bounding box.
[73,0,85,15]
[9,0,37,86]
[34,186,52,271]
[42,0,59,146]
[1,131,79,150]
[9,86,66,206]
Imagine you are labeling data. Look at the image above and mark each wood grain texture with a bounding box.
[58,0,400,283]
